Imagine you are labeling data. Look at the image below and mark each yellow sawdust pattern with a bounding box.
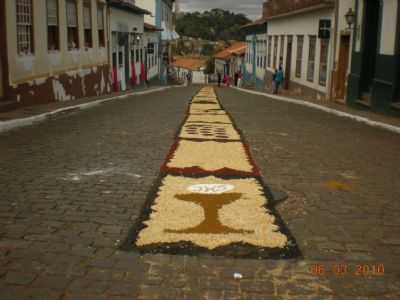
[186,114,232,124]
[136,175,288,249]
[180,122,241,141]
[136,87,289,250]
[167,140,253,172]
[325,180,352,191]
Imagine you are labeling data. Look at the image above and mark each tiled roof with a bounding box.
[172,57,207,71]
[240,18,267,29]
[108,0,151,15]
[144,23,163,32]
[214,42,246,61]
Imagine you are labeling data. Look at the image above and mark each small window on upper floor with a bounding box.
[66,0,79,50]
[83,0,93,48]
[47,0,59,51]
[16,0,34,55]
[97,3,105,47]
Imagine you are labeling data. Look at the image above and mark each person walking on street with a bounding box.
[274,66,284,95]
[237,71,243,88]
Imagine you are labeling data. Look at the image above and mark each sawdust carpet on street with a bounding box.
[129,87,299,258]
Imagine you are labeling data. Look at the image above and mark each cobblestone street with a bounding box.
[1,86,400,299]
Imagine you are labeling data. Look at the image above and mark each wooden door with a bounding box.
[335,35,350,101]
[0,46,3,98]
[284,36,293,89]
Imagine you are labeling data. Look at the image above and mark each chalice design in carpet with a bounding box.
[125,86,299,258]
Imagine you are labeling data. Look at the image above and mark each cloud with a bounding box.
[179,0,264,20]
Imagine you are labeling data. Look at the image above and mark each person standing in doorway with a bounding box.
[274,66,284,95]
[217,72,222,87]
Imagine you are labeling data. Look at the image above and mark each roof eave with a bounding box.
[265,3,334,21]
[108,1,151,15]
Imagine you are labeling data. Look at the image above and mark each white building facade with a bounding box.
[135,0,178,84]
[264,1,335,100]
[109,1,150,92]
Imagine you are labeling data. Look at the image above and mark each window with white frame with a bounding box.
[97,3,105,47]
[295,35,304,78]
[319,38,329,86]
[16,0,34,55]
[66,0,79,50]
[83,0,93,48]
[307,36,317,82]
[47,0,59,51]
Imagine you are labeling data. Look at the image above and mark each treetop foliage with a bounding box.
[176,9,251,41]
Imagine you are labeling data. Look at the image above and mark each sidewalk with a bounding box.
[0,84,181,133]
[234,86,400,133]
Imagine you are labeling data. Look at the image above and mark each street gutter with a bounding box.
[0,86,182,134]
[233,87,400,135]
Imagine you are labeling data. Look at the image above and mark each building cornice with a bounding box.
[265,3,334,21]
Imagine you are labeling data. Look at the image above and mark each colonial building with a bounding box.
[135,0,179,83]
[214,42,246,83]
[0,0,111,107]
[144,23,163,82]
[171,57,207,84]
[241,18,267,90]
[108,0,150,92]
[346,0,400,114]
[263,0,335,100]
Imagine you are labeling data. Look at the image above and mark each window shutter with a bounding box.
[67,1,78,27]
[47,0,58,26]
[84,5,92,29]
[97,6,104,29]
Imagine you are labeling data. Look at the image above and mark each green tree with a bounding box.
[201,44,215,56]
[176,9,250,41]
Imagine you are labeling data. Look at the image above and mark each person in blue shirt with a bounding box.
[273,66,284,95]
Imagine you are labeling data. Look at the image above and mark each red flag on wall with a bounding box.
[112,66,119,92]
[140,63,146,82]
[131,63,137,86]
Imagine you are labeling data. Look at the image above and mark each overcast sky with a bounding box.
[179,0,264,20]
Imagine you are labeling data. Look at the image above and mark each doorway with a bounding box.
[0,46,3,99]
[118,48,126,91]
[360,0,380,98]
[284,36,293,89]
[335,35,351,102]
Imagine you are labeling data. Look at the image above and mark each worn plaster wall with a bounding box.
[5,0,110,106]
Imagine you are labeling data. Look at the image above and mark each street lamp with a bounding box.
[131,27,142,46]
[345,8,356,29]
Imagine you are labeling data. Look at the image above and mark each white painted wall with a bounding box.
[175,67,207,84]
[110,8,144,33]
[143,31,160,80]
[267,8,334,93]
[380,0,398,55]
[215,59,225,74]
[135,0,157,25]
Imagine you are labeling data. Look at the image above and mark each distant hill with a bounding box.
[176,9,251,42]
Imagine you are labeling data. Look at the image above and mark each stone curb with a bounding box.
[0,85,182,134]
[233,87,400,135]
